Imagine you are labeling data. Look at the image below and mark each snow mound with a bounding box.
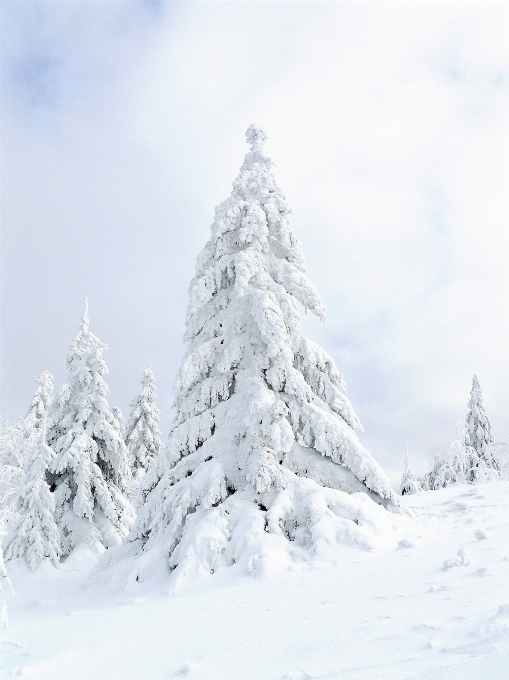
[90,471,406,592]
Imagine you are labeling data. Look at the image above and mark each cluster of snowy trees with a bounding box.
[400,375,503,495]
[1,126,399,586]
[0,302,163,574]
[1,126,504,593]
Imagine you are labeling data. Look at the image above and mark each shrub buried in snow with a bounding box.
[124,126,398,581]
[399,453,422,496]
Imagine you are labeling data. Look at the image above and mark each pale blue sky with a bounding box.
[2,1,509,482]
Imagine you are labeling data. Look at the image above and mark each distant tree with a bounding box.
[488,439,509,479]
[399,452,422,495]
[1,373,54,539]
[0,547,11,629]
[0,419,27,538]
[125,367,163,483]
[24,372,54,434]
[130,126,397,579]
[46,300,134,555]
[112,407,125,441]
[3,421,61,570]
[422,454,458,491]
[463,375,498,481]
[420,377,499,491]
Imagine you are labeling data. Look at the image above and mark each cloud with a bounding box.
[1,0,161,119]
[3,1,509,485]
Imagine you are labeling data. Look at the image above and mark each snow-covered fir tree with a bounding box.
[399,452,422,495]
[3,420,61,570]
[130,126,397,579]
[0,419,27,538]
[421,454,458,491]
[420,378,500,491]
[46,300,134,555]
[24,371,54,433]
[464,375,498,481]
[112,407,125,440]
[1,374,54,539]
[125,367,163,483]
[0,546,10,629]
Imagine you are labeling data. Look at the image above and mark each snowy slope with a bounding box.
[2,481,508,680]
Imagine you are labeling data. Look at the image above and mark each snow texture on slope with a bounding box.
[3,481,508,679]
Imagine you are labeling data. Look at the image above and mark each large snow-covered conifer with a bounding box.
[3,421,61,570]
[131,126,397,580]
[125,367,163,483]
[46,301,134,555]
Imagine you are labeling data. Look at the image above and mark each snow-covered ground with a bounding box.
[2,481,508,680]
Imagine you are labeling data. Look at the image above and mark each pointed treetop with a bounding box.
[80,297,89,332]
[245,124,267,152]
[470,374,482,403]
[142,366,155,388]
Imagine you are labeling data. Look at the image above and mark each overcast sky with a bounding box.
[2,1,509,484]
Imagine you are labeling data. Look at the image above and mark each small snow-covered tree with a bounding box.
[130,126,397,580]
[489,439,509,479]
[464,375,498,480]
[399,453,422,495]
[0,419,27,538]
[112,407,125,441]
[3,421,61,570]
[0,546,11,629]
[125,367,163,482]
[420,378,500,492]
[46,300,134,555]
[422,454,458,491]
[24,371,54,434]
[1,374,53,538]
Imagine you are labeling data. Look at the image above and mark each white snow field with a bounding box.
[2,480,508,680]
